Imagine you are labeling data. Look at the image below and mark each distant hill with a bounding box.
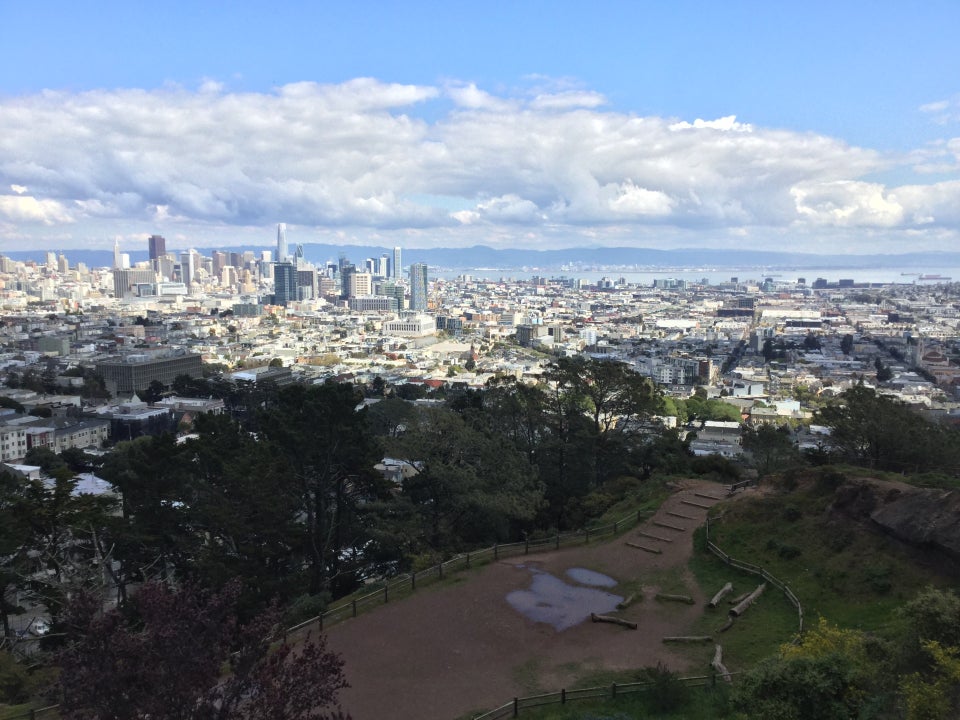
[6,245,960,272]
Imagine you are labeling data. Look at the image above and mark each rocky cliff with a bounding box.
[831,478,960,560]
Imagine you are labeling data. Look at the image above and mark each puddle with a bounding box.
[566,568,618,587]
[507,568,623,631]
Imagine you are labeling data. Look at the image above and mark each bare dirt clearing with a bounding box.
[325,480,731,720]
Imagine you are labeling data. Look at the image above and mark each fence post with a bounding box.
[525,537,529,554]
[352,600,357,618]
[411,571,416,591]
[611,681,617,698]
[613,519,619,534]
[585,529,590,544]
[384,585,389,604]
[561,688,566,704]
[29,710,35,720]
[494,543,499,560]
[319,612,324,631]
[555,532,560,550]
[466,552,471,568]
[513,697,519,717]
[637,508,642,524]
[439,562,444,579]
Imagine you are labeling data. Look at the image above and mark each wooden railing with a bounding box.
[287,508,654,636]
[704,513,804,634]
[472,673,730,720]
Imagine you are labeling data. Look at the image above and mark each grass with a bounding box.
[700,472,958,641]
[687,527,800,668]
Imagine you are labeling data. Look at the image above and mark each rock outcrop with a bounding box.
[831,478,960,560]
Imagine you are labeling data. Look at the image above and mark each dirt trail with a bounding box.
[325,479,728,720]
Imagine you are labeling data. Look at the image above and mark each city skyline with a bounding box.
[1,3,959,255]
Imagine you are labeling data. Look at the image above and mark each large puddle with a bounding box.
[506,567,623,631]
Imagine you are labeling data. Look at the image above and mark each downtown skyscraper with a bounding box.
[409,262,428,312]
[276,223,288,263]
[393,246,402,280]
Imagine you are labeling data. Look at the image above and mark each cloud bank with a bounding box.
[1,79,958,252]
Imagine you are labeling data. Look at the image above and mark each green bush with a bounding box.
[0,651,30,705]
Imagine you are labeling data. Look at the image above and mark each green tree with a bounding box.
[816,385,960,472]
[257,383,384,597]
[389,406,543,550]
[742,424,801,478]
[545,357,661,487]
[840,334,854,355]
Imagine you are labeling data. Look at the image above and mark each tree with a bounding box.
[58,580,350,720]
[389,406,543,550]
[742,424,801,478]
[257,384,384,597]
[142,379,165,404]
[803,332,822,351]
[545,357,661,487]
[816,385,960,472]
[840,334,854,355]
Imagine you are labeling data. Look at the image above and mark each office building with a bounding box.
[273,262,297,306]
[277,223,288,263]
[148,234,166,262]
[410,262,428,312]
[347,272,372,298]
[113,268,157,299]
[179,251,196,292]
[393,246,402,280]
[96,351,203,395]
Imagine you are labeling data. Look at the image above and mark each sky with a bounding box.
[1,1,959,256]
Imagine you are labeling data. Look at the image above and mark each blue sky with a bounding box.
[1,1,959,254]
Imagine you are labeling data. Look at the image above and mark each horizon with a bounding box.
[2,2,959,255]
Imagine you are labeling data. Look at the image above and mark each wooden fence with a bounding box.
[704,513,804,634]
[287,508,654,636]
[2,508,653,720]
[472,673,729,720]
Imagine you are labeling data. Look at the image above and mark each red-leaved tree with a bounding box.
[58,580,349,720]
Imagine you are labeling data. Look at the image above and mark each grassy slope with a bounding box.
[514,469,959,720]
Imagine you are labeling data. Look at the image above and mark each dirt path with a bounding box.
[325,480,728,720]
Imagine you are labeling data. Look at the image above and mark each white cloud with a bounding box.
[529,91,606,110]
[606,181,674,216]
[668,115,753,132]
[920,97,960,125]
[0,194,74,224]
[0,79,957,252]
[446,83,514,112]
[791,181,904,227]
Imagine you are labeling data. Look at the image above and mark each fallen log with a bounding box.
[591,613,637,630]
[662,635,712,643]
[708,582,733,608]
[716,617,736,633]
[616,594,637,610]
[625,541,661,554]
[712,644,732,682]
[656,593,695,605]
[729,583,766,617]
[728,591,750,606]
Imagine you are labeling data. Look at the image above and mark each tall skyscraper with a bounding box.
[393,246,402,280]
[277,223,288,263]
[409,262,428,312]
[273,262,297,306]
[148,234,166,262]
[180,251,196,292]
[113,238,121,270]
